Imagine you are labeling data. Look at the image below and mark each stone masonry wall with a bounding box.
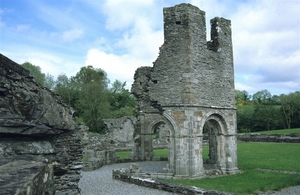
[0,53,86,195]
[238,133,300,143]
[103,116,136,144]
[83,117,136,171]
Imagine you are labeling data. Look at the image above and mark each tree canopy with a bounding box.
[236,89,300,132]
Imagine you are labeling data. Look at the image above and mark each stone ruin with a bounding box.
[131,3,239,177]
[82,116,136,171]
[0,53,86,195]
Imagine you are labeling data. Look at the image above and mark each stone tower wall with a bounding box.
[147,4,235,108]
[131,3,239,177]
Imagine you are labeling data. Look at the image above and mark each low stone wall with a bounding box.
[83,132,136,171]
[238,133,300,143]
[83,117,136,171]
[112,166,234,195]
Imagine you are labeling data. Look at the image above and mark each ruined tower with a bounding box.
[131,3,239,177]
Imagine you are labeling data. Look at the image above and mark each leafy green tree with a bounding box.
[22,62,55,90]
[252,89,272,104]
[73,66,110,133]
[252,104,279,131]
[236,105,254,132]
[271,95,281,105]
[108,80,136,118]
[22,62,45,86]
[235,90,251,106]
[54,74,79,107]
[280,92,300,129]
[44,73,55,90]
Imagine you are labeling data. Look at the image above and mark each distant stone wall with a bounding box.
[83,117,136,171]
[238,133,300,143]
[103,116,136,144]
[0,53,86,195]
[82,134,117,171]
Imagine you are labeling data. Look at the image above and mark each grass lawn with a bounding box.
[116,150,131,159]
[116,148,170,159]
[169,142,300,195]
[248,128,300,135]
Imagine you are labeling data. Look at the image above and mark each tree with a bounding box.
[252,89,272,104]
[44,73,55,90]
[252,104,278,131]
[235,90,251,106]
[236,105,254,132]
[22,62,45,86]
[54,74,79,107]
[280,92,300,129]
[73,66,110,133]
[22,62,55,90]
[108,80,136,118]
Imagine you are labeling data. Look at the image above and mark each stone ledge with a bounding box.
[238,134,300,143]
[112,168,235,195]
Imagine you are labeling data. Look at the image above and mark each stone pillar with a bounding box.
[225,135,239,174]
[173,110,203,177]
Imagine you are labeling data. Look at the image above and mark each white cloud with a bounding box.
[235,82,257,94]
[61,29,84,42]
[102,0,155,30]
[84,0,164,88]
[85,49,143,88]
[230,0,300,94]
[116,17,163,58]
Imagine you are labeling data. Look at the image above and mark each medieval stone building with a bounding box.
[131,3,239,177]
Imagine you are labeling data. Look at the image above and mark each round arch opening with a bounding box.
[148,117,176,173]
[202,114,227,173]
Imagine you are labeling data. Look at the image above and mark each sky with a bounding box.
[0,0,299,96]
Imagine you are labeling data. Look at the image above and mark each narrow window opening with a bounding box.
[176,21,181,25]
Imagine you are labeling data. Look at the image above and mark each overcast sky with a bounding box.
[1,0,299,95]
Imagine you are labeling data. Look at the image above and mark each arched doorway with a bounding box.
[202,114,227,174]
[148,117,175,173]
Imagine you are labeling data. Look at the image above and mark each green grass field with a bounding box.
[116,142,300,194]
[170,142,300,195]
[116,148,170,159]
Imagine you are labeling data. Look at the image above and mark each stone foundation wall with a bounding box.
[112,167,234,195]
[238,133,300,143]
[0,54,86,195]
[82,134,117,171]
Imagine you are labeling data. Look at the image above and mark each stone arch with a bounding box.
[202,112,228,173]
[147,114,176,173]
